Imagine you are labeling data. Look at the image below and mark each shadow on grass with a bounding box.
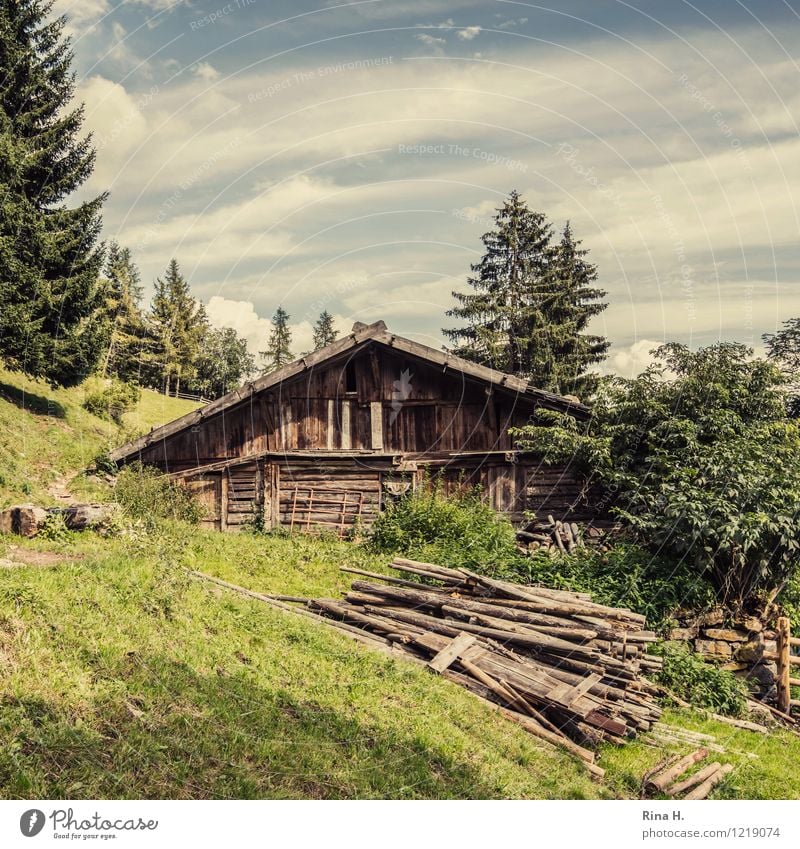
[0,381,66,418]
[0,658,507,800]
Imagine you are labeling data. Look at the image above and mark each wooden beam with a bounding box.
[370,401,384,451]
[777,616,792,715]
[428,633,476,673]
[341,401,352,450]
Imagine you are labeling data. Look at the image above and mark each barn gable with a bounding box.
[110,321,596,533]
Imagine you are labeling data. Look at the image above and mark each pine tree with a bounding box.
[0,0,107,386]
[98,242,146,383]
[312,310,338,350]
[443,191,555,377]
[546,222,609,396]
[146,259,207,395]
[443,192,608,397]
[260,306,293,373]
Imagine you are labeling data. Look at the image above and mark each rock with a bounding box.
[745,661,777,688]
[669,627,698,640]
[694,639,733,660]
[703,627,749,642]
[736,639,765,663]
[697,608,725,627]
[0,505,48,537]
[59,503,120,530]
[721,661,751,672]
[740,616,763,633]
[763,639,777,655]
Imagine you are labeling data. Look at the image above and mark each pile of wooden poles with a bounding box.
[643,749,734,799]
[306,557,665,775]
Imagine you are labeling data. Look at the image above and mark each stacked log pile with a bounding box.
[306,557,664,773]
[516,515,624,555]
[643,749,734,799]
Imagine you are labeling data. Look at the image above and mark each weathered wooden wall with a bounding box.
[176,454,596,534]
[135,343,538,471]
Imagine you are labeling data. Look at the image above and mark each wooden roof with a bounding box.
[110,320,590,463]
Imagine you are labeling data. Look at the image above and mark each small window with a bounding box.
[345,361,357,393]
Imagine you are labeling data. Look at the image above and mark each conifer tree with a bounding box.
[444,192,608,397]
[312,310,338,350]
[98,242,146,383]
[0,1,107,386]
[260,306,293,373]
[146,259,207,395]
[546,222,609,396]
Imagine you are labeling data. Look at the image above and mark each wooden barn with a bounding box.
[110,320,596,534]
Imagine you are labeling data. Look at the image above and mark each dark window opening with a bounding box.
[345,361,357,393]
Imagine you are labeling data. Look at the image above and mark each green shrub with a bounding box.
[651,642,748,716]
[83,379,141,424]
[37,512,71,543]
[368,480,520,576]
[518,544,716,631]
[114,462,202,528]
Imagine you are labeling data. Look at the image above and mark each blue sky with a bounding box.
[58,0,800,373]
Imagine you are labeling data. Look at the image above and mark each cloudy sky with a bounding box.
[58,0,800,374]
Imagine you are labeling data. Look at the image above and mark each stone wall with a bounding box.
[670,608,777,700]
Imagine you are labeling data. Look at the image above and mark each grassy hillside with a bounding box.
[0,366,198,506]
[0,366,797,799]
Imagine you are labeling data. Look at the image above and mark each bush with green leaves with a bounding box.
[512,342,800,609]
[114,462,202,527]
[83,379,141,425]
[651,642,749,717]
[518,544,715,631]
[368,480,520,576]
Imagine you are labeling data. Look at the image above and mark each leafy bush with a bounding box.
[369,481,520,576]
[37,512,71,543]
[512,342,800,609]
[651,642,748,717]
[114,462,202,528]
[518,544,715,630]
[83,379,141,425]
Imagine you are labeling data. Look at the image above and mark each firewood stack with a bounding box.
[306,557,664,773]
[516,515,624,554]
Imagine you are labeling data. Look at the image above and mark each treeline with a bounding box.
[99,248,253,400]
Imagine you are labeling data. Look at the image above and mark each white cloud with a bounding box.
[415,34,447,47]
[457,26,481,41]
[192,62,221,82]
[599,339,661,378]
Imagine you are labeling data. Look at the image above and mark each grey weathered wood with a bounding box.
[428,632,476,673]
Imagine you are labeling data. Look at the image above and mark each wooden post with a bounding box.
[270,463,280,529]
[341,401,352,450]
[777,616,791,715]
[220,472,229,532]
[370,401,384,451]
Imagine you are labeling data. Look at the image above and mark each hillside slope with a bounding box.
[0,366,198,506]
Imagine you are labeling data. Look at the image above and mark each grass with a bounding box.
[0,365,796,800]
[0,366,198,506]
[2,526,798,799]
[0,529,604,799]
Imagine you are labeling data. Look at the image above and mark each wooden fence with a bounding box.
[776,616,800,715]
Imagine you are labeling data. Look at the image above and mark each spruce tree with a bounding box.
[0,0,106,386]
[98,242,145,383]
[260,306,293,373]
[444,192,608,397]
[146,259,207,395]
[546,222,609,396]
[312,310,338,350]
